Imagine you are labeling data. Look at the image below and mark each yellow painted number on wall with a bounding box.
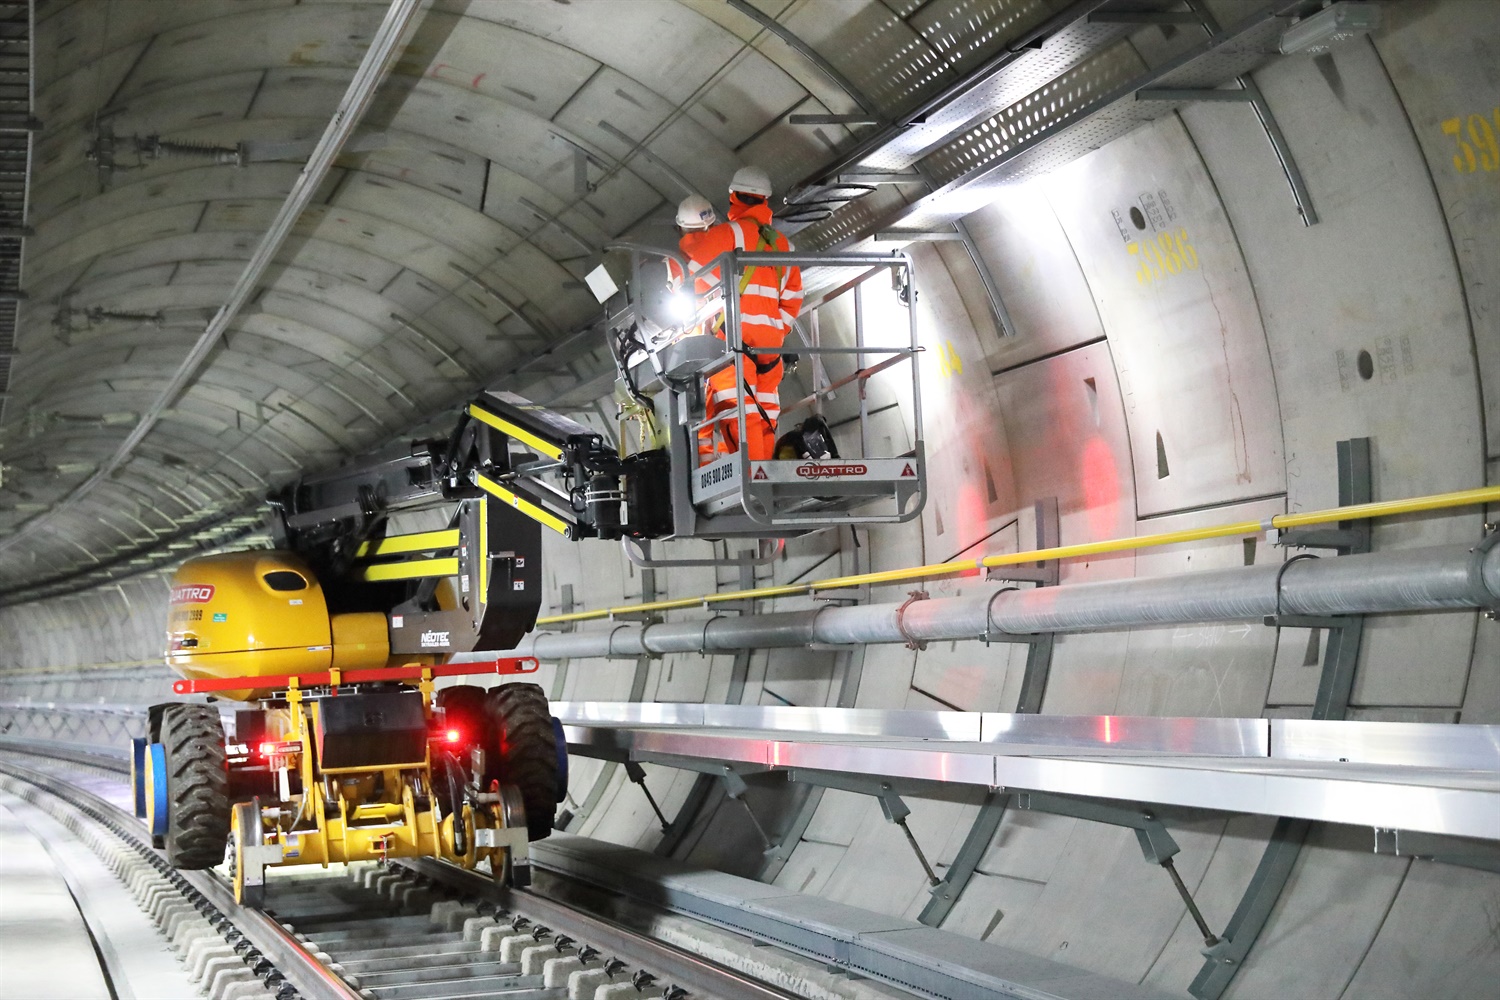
[1128,227,1199,285]
[1441,110,1500,173]
[937,340,963,377]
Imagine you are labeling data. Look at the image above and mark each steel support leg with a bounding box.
[919,789,1007,921]
[625,761,670,833]
[1191,819,1311,997]
[920,499,1059,926]
[1190,438,1372,999]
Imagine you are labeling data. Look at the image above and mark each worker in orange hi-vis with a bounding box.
[678,167,803,463]
[666,193,717,330]
[667,195,725,463]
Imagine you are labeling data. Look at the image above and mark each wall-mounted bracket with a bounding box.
[556,584,578,634]
[836,171,921,185]
[1090,9,1206,24]
[1372,828,1500,874]
[607,610,664,626]
[953,217,1019,339]
[623,760,670,833]
[986,498,1060,587]
[699,556,766,616]
[623,536,782,569]
[789,114,882,126]
[1017,791,1180,863]
[1176,0,1319,226]
[788,770,941,886]
[1019,792,1218,946]
[873,230,965,242]
[635,753,777,851]
[812,584,869,606]
[1137,88,1254,102]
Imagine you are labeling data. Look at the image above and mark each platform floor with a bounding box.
[0,787,196,999]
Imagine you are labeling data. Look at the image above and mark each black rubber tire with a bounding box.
[436,685,492,750]
[435,684,493,812]
[160,704,231,870]
[485,684,559,841]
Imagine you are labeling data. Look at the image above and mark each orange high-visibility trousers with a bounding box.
[699,357,782,462]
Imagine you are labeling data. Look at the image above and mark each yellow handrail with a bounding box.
[534,484,1500,626]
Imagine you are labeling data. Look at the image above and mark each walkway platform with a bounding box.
[532,832,1178,1000]
[0,795,113,999]
[555,704,1500,842]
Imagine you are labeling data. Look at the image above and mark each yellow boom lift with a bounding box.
[133,246,927,906]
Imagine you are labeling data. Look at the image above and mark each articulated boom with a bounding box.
[139,243,929,903]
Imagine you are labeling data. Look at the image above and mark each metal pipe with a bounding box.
[538,484,1500,624]
[510,543,1500,659]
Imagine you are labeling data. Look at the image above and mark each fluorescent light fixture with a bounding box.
[1279,2,1380,55]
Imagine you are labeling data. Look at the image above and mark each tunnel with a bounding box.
[0,2,1496,998]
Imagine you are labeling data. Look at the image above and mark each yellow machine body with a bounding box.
[165,551,393,701]
[230,676,530,903]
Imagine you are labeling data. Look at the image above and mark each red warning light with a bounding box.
[445,728,462,744]
[258,742,276,757]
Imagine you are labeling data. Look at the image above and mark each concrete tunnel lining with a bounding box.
[0,2,1498,999]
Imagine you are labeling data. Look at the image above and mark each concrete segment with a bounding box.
[2,6,1498,1000]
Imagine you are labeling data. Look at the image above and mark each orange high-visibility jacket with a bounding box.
[678,198,803,352]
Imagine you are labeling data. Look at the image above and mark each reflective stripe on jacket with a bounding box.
[680,200,803,348]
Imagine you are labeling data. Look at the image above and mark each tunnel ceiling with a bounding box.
[0,0,1306,602]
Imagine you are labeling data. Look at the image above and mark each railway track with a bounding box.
[0,744,799,1000]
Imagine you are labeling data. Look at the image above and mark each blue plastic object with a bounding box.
[550,716,569,803]
[147,742,169,837]
[130,737,148,818]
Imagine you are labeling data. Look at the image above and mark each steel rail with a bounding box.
[3,739,802,1000]
[404,857,798,1000]
[534,483,1500,624]
[0,752,361,1000]
[0,0,425,556]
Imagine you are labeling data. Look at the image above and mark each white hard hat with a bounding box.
[675,194,716,231]
[729,165,772,198]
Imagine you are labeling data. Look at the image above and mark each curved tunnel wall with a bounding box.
[2,2,1499,998]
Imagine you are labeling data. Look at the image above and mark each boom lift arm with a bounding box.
[261,391,671,658]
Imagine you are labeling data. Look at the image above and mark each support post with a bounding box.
[1182,0,1319,226]
[1190,438,1373,999]
[919,499,1060,926]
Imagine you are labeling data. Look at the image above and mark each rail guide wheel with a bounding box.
[231,798,266,908]
[491,783,529,886]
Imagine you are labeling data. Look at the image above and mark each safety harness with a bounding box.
[721,223,787,430]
